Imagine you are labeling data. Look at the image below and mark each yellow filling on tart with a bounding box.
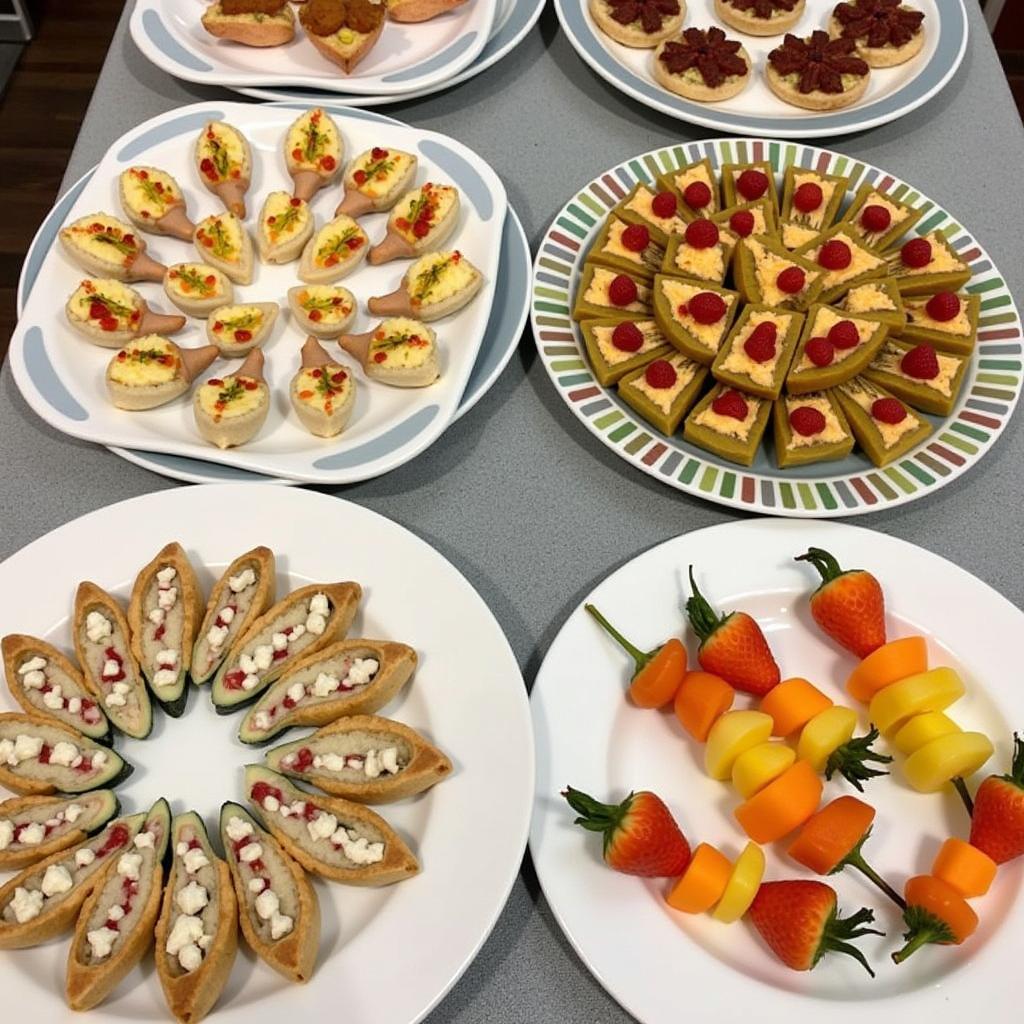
[718,311,794,388]
[63,215,139,265]
[624,353,697,415]
[673,232,735,282]
[782,223,820,250]
[903,295,971,336]
[853,193,908,240]
[795,308,877,371]
[746,239,813,306]
[408,251,479,305]
[844,282,897,314]
[166,264,227,299]
[210,305,265,345]
[198,376,266,421]
[286,108,340,172]
[68,279,141,327]
[601,220,647,266]
[195,214,244,264]
[785,395,849,448]
[347,148,415,199]
[293,364,352,413]
[311,216,367,269]
[369,318,434,370]
[263,192,310,244]
[586,267,650,312]
[296,286,354,324]
[197,122,247,182]
[660,278,734,352]
[109,336,179,387]
[392,185,457,244]
[625,186,687,236]
[120,167,180,221]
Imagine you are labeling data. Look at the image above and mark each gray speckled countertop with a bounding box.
[2,2,1023,1020]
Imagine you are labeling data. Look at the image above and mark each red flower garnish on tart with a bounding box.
[725,0,800,16]
[768,31,869,94]
[658,27,748,89]
[834,0,925,49]
[607,0,681,33]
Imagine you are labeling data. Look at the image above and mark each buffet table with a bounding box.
[2,2,1023,1019]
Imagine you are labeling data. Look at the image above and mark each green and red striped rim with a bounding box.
[531,139,1022,518]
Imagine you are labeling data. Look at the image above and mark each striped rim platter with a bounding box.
[531,138,1022,518]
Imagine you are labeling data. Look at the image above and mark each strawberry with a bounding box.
[795,547,886,658]
[969,733,1024,864]
[684,567,780,696]
[562,787,691,877]
[749,880,882,976]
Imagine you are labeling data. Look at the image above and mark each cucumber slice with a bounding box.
[140,796,173,861]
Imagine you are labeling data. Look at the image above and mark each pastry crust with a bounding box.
[652,41,752,101]
[193,366,271,450]
[303,12,385,74]
[201,2,297,46]
[298,215,369,283]
[59,215,167,284]
[285,107,344,202]
[65,280,186,349]
[0,792,117,871]
[288,338,357,439]
[287,285,357,339]
[368,251,483,322]
[163,264,235,318]
[589,0,686,48]
[827,13,924,67]
[369,184,460,265]
[192,546,277,686]
[194,121,252,219]
[715,0,805,36]
[386,0,469,21]
[765,62,869,110]
[118,167,195,242]
[105,340,218,412]
[337,148,418,218]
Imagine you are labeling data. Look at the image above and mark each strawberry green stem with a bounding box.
[833,828,906,910]
[951,776,974,817]
[561,786,631,856]
[891,906,955,965]
[585,604,653,673]
[684,566,725,643]
[819,905,884,978]
[795,547,848,585]
[825,727,893,791]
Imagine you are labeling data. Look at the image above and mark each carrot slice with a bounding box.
[904,875,978,943]
[788,796,876,875]
[734,760,823,844]
[931,838,997,899]
[665,843,732,914]
[630,638,688,709]
[847,636,928,703]
[674,670,734,742]
[760,677,834,737]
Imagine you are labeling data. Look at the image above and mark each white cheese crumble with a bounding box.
[242,674,260,691]
[332,828,385,866]
[134,831,155,850]
[254,887,278,921]
[65,803,84,824]
[166,914,204,957]
[41,864,73,897]
[179,943,203,971]
[76,848,96,868]
[13,734,43,763]
[239,842,263,864]
[254,711,272,731]
[18,822,45,846]
[248,878,266,894]
[183,847,210,875]
[156,567,177,586]
[263,795,280,813]
[149,608,165,626]
[286,682,305,704]
[176,881,209,916]
[307,812,337,843]
[229,568,256,593]
[93,751,108,769]
[271,632,289,652]
[153,669,177,688]
[220,606,235,625]
[18,656,46,675]
[108,905,125,922]
[67,697,82,715]
[117,852,142,881]
[158,588,178,611]
[11,887,44,923]
[225,817,253,842]
[87,926,119,960]
[102,659,120,679]
[42,686,64,710]
[270,912,293,940]
[49,741,80,768]
[85,612,112,643]
[305,612,326,636]
[0,821,13,849]
[21,669,45,690]
[206,624,229,650]
[312,673,340,697]
[348,658,379,687]
[308,593,329,617]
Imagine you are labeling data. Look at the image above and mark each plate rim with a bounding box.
[530,136,1023,519]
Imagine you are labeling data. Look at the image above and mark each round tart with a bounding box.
[653,27,752,102]
[589,0,686,48]
[205,302,279,357]
[766,31,871,111]
[714,0,806,37]
[829,0,925,68]
[290,337,357,439]
[288,284,357,340]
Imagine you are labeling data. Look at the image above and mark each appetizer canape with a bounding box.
[206,302,280,357]
[711,200,778,242]
[618,352,708,435]
[840,278,906,329]
[238,638,417,744]
[65,799,171,1011]
[193,349,270,450]
[779,165,851,250]
[2,634,111,744]
[191,546,276,687]
[339,317,441,387]
[653,27,752,102]
[257,192,314,265]
[766,31,871,111]
[289,337,357,439]
[368,249,482,321]
[387,0,469,21]
[0,713,131,795]
[164,263,235,318]
[864,339,969,417]
[155,811,238,1024]
[683,385,773,466]
[127,543,203,718]
[617,181,689,245]
[711,305,804,400]
[662,217,738,285]
[65,279,185,349]
[652,276,740,365]
[786,305,889,394]
[194,211,255,285]
[288,284,357,339]
[298,213,369,283]
[721,160,780,212]
[73,582,152,740]
[589,216,666,280]
[657,156,720,222]
[369,182,459,264]
[60,214,167,283]
[573,265,653,321]
[838,181,924,252]
[794,225,888,304]
[285,107,343,202]
[0,791,119,872]
[829,0,926,67]
[835,376,932,466]
[201,1,297,46]
[0,812,145,949]
[899,291,979,355]
[266,715,452,803]
[337,146,418,218]
[195,120,252,218]
[299,0,386,73]
[105,337,218,412]
[773,390,855,468]
[733,235,825,311]
[118,166,195,241]
[243,765,420,885]
[886,233,972,295]
[580,318,674,387]
[716,0,805,35]
[211,582,362,711]
[219,803,319,984]
[588,0,685,48]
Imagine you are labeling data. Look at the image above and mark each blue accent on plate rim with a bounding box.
[143,8,212,73]
[382,32,477,84]
[24,327,89,422]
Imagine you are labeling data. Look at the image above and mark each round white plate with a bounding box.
[236,0,546,106]
[130,0,495,98]
[9,100,509,484]
[555,0,967,138]
[531,518,1024,1023]
[0,484,533,1024]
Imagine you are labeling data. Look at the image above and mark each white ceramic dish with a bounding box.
[130,0,495,97]
[555,0,967,138]
[9,100,508,484]
[236,0,546,106]
[0,483,533,1024]
[531,518,1023,1022]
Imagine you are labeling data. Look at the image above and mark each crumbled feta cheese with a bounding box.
[42,687,64,710]
[93,751,108,769]
[220,606,235,625]
[156,567,177,586]
[263,796,280,813]
[0,821,13,849]
[18,822,45,846]
[49,741,80,768]
[0,739,14,765]
[364,749,383,779]
[102,659,121,679]
[153,669,177,688]
[108,905,125,922]
[198,934,212,950]
[67,697,82,715]
[175,842,188,857]
[166,914,204,956]
[45,816,61,829]
[229,569,256,593]
[178,943,203,972]
[305,612,326,636]
[11,887,44,923]
[226,818,253,843]
[314,753,343,772]
[242,675,260,692]
[18,657,47,675]
[176,881,209,916]
[271,632,289,652]
[279,804,293,818]
[22,670,46,691]
[183,848,210,875]
[148,607,165,626]
[41,864,73,897]
[76,847,96,868]
[157,650,178,668]
[290,624,305,641]
[206,625,229,650]
[253,646,274,672]
[312,673,340,698]
[239,654,258,675]
[286,683,305,704]
[134,831,155,850]
[248,878,266,894]
[332,828,385,866]
[348,658,379,687]
[158,587,178,611]
[289,801,306,818]
[65,807,83,826]
[117,852,142,880]
[13,734,43,763]
[105,691,127,708]
[254,888,279,921]
[254,711,271,732]
[85,612,112,643]
[270,912,293,940]
[308,593,329,617]
[307,812,337,843]
[87,926,119,959]
[381,748,400,775]
[239,843,263,864]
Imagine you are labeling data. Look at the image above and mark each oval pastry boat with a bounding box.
[339,317,441,389]
[337,146,418,218]
[59,213,167,284]
[0,791,119,872]
[118,165,195,242]
[163,263,235,318]
[288,336,357,440]
[368,249,483,322]
[64,278,186,349]
[193,211,255,286]
[298,214,369,284]
[194,120,252,219]
[266,714,452,804]
[369,183,460,265]
[257,192,314,265]
[285,107,343,202]
[193,349,270,451]
[105,337,218,412]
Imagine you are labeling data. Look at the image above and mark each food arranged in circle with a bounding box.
[0,542,451,1020]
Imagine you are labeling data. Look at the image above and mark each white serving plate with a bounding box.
[555,0,967,138]
[9,100,508,484]
[0,484,534,1024]
[130,0,496,97]
[531,518,1023,1022]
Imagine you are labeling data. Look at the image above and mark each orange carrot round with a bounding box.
[931,838,997,899]
[665,843,732,914]
[673,670,734,742]
[734,760,823,844]
[847,636,928,704]
[893,875,979,964]
[760,677,834,737]
[788,796,876,875]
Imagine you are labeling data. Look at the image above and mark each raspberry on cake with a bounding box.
[839,181,924,251]
[864,338,969,417]
[715,0,806,37]
[773,390,855,467]
[779,166,851,251]
[766,31,871,111]
[787,304,890,394]
[655,157,721,223]
[711,305,806,399]
[580,318,675,387]
[830,0,926,68]
[653,26,752,103]
[836,376,932,466]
